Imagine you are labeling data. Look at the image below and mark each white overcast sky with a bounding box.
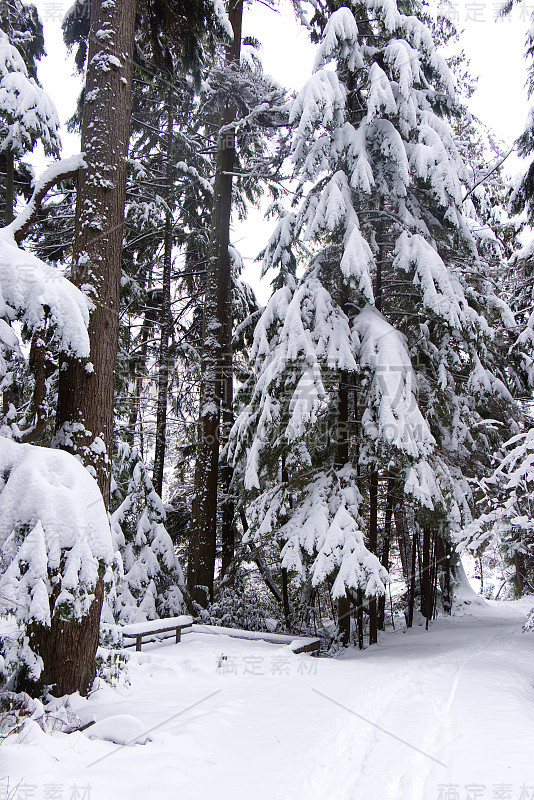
[31,0,533,298]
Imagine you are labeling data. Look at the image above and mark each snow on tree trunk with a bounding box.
[188,0,243,606]
[54,0,136,507]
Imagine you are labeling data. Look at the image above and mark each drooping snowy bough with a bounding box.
[0,158,113,695]
[0,438,113,693]
[458,428,534,595]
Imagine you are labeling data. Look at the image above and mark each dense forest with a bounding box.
[0,0,534,705]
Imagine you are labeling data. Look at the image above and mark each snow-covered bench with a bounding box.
[187,623,321,656]
[121,615,193,651]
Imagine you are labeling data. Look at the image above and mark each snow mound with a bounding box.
[86,715,151,745]
[451,561,487,614]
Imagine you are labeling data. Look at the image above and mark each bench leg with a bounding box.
[176,629,181,643]
[136,635,142,652]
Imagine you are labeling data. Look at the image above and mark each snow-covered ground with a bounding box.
[2,598,534,800]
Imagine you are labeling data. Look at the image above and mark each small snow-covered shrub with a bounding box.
[0,625,43,689]
[0,690,35,743]
[199,585,273,632]
[523,608,534,633]
[459,429,534,595]
[95,647,130,688]
[108,444,188,624]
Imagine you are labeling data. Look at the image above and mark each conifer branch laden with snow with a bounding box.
[229,0,525,637]
[0,157,91,372]
[0,156,108,693]
[0,28,60,157]
[0,438,113,689]
[458,428,534,593]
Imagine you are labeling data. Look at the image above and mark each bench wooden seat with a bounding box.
[121,615,193,651]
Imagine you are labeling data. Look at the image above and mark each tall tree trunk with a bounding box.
[337,593,351,646]
[395,502,411,583]
[279,459,292,626]
[435,535,452,613]
[128,273,154,451]
[281,565,291,626]
[368,468,379,645]
[22,574,104,698]
[54,0,136,507]
[336,370,351,644]
[513,550,526,596]
[367,202,385,645]
[377,477,394,630]
[356,587,364,650]
[220,292,235,576]
[220,327,235,576]
[188,0,243,605]
[48,0,136,697]
[421,525,432,627]
[153,84,175,498]
[4,147,14,225]
[407,526,417,628]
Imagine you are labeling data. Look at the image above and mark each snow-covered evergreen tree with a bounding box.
[229,0,525,638]
[0,163,112,693]
[0,27,58,155]
[0,438,113,687]
[0,23,59,222]
[459,426,534,595]
[107,444,189,624]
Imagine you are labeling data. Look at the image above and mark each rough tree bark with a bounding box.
[188,0,243,605]
[336,369,351,645]
[4,147,14,225]
[23,573,104,697]
[45,0,137,697]
[368,468,379,645]
[377,477,395,630]
[54,0,136,507]
[153,83,175,497]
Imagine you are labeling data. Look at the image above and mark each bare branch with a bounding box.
[3,155,86,244]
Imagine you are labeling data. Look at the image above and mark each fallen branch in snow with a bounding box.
[16,416,48,445]
[4,155,86,244]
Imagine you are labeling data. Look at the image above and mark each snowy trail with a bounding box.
[2,599,534,800]
[299,602,534,800]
